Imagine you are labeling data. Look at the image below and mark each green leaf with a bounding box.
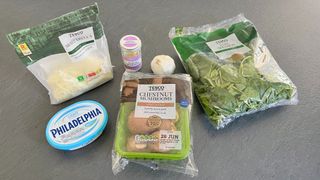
[172,20,294,128]
[187,52,294,127]
[239,56,260,78]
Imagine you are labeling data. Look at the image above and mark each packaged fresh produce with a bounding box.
[169,14,298,129]
[112,72,198,176]
[7,3,113,104]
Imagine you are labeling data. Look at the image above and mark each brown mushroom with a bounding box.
[126,135,147,152]
[170,110,180,123]
[147,130,169,153]
[159,120,176,131]
[127,111,158,134]
[123,87,134,97]
[152,77,163,84]
[124,79,139,88]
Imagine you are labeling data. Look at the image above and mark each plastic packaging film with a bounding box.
[169,14,298,129]
[112,72,198,176]
[6,3,113,104]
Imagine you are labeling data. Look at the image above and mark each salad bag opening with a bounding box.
[7,3,113,104]
[112,72,198,177]
[169,14,298,129]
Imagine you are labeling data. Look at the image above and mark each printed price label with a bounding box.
[59,27,97,62]
[18,43,32,56]
[206,33,251,59]
[159,130,182,150]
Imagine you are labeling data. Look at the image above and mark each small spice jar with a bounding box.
[120,35,142,72]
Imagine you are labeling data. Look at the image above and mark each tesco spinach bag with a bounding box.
[169,14,298,129]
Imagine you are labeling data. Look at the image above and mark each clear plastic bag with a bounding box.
[169,14,298,129]
[7,3,113,104]
[112,72,198,177]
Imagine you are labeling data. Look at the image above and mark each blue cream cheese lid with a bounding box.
[46,100,108,150]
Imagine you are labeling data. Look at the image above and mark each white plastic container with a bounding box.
[46,100,108,150]
[120,35,142,72]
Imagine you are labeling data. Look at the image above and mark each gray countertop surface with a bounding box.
[1,0,319,179]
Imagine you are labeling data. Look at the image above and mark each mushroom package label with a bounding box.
[135,84,176,119]
[134,83,181,151]
[6,3,113,104]
[112,72,198,177]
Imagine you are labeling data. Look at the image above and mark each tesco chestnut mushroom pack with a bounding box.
[112,72,198,176]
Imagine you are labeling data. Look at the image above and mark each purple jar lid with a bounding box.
[120,35,141,50]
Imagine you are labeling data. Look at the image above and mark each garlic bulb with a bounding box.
[151,55,175,75]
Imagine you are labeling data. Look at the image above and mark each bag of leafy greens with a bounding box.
[169,14,298,129]
[7,3,113,104]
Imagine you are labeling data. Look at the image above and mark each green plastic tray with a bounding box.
[114,102,191,160]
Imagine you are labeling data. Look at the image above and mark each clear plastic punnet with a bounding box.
[112,72,198,177]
